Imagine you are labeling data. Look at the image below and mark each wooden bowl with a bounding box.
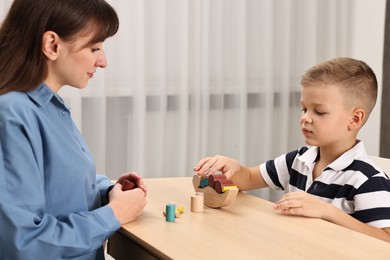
[192,175,238,208]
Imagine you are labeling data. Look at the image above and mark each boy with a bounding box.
[194,57,390,243]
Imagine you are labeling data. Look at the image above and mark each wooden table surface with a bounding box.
[109,177,390,260]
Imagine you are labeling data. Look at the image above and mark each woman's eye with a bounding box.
[91,48,100,53]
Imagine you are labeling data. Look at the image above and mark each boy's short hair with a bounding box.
[301,57,378,123]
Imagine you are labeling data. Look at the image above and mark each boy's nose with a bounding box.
[300,113,312,124]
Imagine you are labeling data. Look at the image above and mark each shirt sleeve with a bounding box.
[260,149,299,191]
[353,174,390,228]
[0,102,120,259]
[97,174,115,205]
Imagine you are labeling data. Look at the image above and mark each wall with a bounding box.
[353,0,386,156]
[0,0,386,158]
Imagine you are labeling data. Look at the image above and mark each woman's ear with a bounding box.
[348,108,365,130]
[42,31,60,61]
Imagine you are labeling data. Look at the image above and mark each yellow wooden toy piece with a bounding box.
[221,186,238,193]
[192,175,238,208]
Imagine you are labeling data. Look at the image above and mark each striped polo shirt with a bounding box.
[260,141,390,228]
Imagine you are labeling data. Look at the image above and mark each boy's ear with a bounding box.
[348,108,365,130]
[42,31,60,61]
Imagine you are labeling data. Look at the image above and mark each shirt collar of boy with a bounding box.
[328,140,366,171]
[297,140,366,172]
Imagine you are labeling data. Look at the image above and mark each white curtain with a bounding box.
[1,0,355,201]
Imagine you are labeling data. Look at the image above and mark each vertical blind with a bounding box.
[1,0,354,201]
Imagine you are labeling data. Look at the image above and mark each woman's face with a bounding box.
[45,34,107,92]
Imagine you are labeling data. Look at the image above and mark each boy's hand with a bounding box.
[193,155,241,179]
[273,192,330,219]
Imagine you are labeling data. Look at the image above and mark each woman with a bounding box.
[0,0,147,259]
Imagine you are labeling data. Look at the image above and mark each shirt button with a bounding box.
[62,111,68,116]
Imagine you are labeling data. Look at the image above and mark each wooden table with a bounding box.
[107,177,390,259]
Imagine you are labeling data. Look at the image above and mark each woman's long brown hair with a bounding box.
[0,0,119,94]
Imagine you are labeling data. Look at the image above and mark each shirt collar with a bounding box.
[297,146,318,165]
[297,141,367,171]
[26,83,68,109]
[328,141,367,170]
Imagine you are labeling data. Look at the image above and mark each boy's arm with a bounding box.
[274,192,390,243]
[324,204,390,243]
[230,165,268,191]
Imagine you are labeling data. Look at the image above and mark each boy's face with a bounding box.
[300,84,354,148]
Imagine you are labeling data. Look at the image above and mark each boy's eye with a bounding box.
[301,108,326,115]
[316,110,326,115]
[91,48,100,53]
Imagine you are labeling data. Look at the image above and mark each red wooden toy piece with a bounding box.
[122,179,137,191]
[208,174,227,188]
[214,179,235,194]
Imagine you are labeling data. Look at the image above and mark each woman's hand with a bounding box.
[116,172,147,195]
[108,184,147,225]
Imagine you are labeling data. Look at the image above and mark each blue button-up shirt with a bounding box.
[0,83,120,260]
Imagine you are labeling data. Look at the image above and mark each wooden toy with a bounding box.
[214,179,236,194]
[163,206,184,218]
[208,174,226,188]
[199,177,209,188]
[192,175,238,208]
[122,179,137,191]
[165,203,176,222]
[190,193,204,212]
